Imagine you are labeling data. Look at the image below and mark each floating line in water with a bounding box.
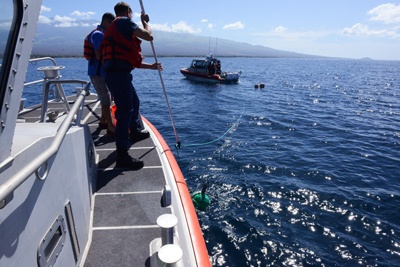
[177,105,245,149]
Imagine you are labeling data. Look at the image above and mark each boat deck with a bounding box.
[18,94,171,266]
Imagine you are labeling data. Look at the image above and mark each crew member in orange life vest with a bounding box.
[102,2,162,170]
[84,12,115,136]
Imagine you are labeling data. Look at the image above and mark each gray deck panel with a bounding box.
[96,148,161,169]
[84,228,159,267]
[93,193,170,227]
[96,168,165,193]
[91,131,155,150]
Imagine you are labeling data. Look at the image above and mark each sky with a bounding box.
[39,0,400,60]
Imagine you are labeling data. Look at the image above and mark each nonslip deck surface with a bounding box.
[19,95,171,266]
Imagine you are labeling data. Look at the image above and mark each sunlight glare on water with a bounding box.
[25,57,400,266]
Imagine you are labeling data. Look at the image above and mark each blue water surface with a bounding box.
[25,57,400,266]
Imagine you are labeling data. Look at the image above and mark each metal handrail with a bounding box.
[40,79,88,122]
[29,57,57,65]
[24,57,58,86]
[0,82,91,206]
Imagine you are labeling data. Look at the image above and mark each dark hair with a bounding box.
[114,2,131,16]
[102,12,115,22]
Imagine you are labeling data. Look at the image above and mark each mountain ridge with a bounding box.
[32,24,321,58]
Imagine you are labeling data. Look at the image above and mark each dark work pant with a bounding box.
[105,71,140,149]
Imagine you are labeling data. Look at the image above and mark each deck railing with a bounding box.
[0,57,91,208]
[24,57,58,88]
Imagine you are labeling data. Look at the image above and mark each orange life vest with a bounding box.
[101,18,143,69]
[83,28,98,60]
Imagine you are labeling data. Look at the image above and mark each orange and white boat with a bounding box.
[180,55,242,84]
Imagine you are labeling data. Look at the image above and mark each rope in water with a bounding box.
[183,111,243,148]
[138,0,246,152]
[176,105,245,149]
[138,0,181,148]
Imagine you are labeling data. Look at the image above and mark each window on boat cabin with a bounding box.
[0,0,22,113]
[192,60,207,69]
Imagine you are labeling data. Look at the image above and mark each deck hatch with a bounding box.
[37,215,66,267]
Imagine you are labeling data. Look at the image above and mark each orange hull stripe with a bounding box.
[142,116,211,267]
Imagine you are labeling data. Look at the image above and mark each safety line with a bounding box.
[183,122,237,147]
[181,107,244,148]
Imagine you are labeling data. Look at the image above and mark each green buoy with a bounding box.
[191,183,210,210]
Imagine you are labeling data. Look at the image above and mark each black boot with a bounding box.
[116,147,144,170]
[130,130,150,143]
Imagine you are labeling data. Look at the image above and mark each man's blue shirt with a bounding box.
[87,25,105,76]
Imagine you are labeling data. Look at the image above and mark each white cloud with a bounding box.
[0,22,11,29]
[150,23,171,32]
[172,21,198,33]
[40,5,51,13]
[368,4,400,24]
[38,15,52,24]
[223,21,244,30]
[53,15,79,27]
[341,4,400,39]
[151,21,201,34]
[342,23,369,35]
[201,19,213,29]
[37,8,99,28]
[342,23,399,38]
[134,12,141,18]
[274,25,287,33]
[70,11,96,19]
[253,29,329,44]
[55,23,80,28]
[256,26,331,41]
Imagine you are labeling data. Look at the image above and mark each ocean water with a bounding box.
[25,57,400,266]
